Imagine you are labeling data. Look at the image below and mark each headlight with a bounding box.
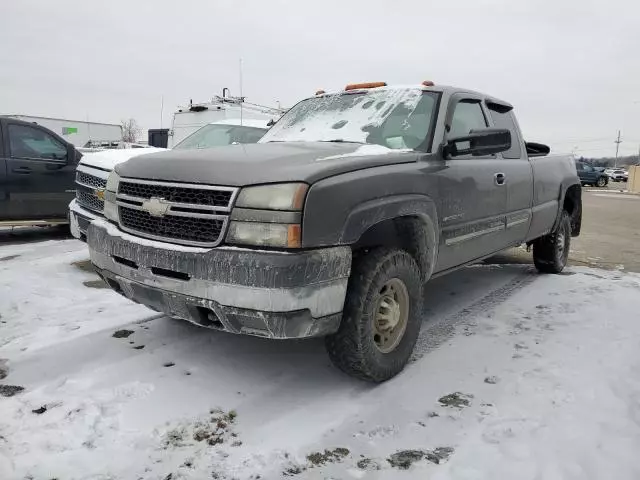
[235,183,308,211]
[227,222,301,248]
[103,190,118,222]
[227,183,308,248]
[106,171,120,192]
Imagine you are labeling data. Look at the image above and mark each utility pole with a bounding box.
[614,130,622,167]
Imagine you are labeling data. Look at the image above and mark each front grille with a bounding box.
[76,171,107,189]
[119,181,233,207]
[119,206,224,245]
[76,189,104,212]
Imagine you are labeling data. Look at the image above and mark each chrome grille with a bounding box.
[76,171,107,190]
[115,179,237,247]
[76,189,104,212]
[119,181,233,207]
[119,207,225,245]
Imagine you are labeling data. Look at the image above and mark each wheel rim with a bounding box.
[597,177,605,186]
[373,278,409,353]
[557,231,566,257]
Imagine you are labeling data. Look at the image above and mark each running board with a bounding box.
[0,219,68,227]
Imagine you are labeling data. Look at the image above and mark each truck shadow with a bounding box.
[0,226,72,246]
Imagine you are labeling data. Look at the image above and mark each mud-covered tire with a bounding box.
[596,176,607,187]
[325,248,423,382]
[533,210,571,274]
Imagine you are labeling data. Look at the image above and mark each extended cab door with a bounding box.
[434,94,510,272]
[2,121,76,220]
[486,103,534,246]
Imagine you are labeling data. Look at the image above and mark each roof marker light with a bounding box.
[344,82,387,91]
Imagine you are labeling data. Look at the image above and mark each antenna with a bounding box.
[239,58,243,126]
[160,95,164,129]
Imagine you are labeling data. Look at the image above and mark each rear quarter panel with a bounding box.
[526,154,579,241]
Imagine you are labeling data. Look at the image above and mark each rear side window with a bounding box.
[8,124,67,160]
[488,108,522,159]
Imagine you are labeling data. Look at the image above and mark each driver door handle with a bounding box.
[12,166,31,175]
[494,172,506,185]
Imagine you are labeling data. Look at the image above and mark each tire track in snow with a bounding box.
[411,267,538,362]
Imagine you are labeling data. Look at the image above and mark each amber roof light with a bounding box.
[344,82,387,91]
[315,89,326,95]
[421,80,435,87]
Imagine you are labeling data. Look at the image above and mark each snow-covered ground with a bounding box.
[1,237,640,480]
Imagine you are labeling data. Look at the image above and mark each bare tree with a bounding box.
[121,118,142,143]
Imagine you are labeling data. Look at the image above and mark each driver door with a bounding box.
[4,122,76,220]
[434,94,509,272]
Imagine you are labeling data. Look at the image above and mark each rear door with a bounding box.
[3,121,76,220]
[486,104,534,246]
[434,94,509,272]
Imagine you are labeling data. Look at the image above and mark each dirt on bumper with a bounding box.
[87,220,352,339]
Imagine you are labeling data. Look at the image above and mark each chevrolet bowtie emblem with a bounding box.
[95,189,105,200]
[142,197,171,217]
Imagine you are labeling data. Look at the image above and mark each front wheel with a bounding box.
[596,176,607,187]
[533,210,571,274]
[325,248,423,382]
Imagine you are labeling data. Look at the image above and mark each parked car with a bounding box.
[0,117,82,227]
[85,81,582,382]
[69,119,270,240]
[576,162,608,187]
[608,169,628,182]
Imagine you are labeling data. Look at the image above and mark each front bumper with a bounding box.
[69,199,100,241]
[87,219,352,339]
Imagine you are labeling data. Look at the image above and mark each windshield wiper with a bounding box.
[318,139,365,144]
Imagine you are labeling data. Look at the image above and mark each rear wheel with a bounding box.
[533,210,571,274]
[596,176,607,187]
[325,248,423,382]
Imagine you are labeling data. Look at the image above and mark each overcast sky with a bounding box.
[1,0,639,157]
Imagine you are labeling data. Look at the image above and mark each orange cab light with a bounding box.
[315,89,326,95]
[344,82,387,91]
[421,80,435,87]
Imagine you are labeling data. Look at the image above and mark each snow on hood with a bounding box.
[80,147,167,171]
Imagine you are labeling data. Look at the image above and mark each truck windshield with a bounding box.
[260,88,438,150]
[173,124,267,150]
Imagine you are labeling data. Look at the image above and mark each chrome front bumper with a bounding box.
[87,219,352,339]
[69,199,100,241]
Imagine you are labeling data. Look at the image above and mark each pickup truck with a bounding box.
[70,119,269,240]
[0,117,82,227]
[86,82,582,382]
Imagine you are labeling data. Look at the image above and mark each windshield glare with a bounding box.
[260,88,437,150]
[173,124,267,150]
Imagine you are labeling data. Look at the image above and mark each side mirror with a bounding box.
[443,128,511,158]
[67,144,76,164]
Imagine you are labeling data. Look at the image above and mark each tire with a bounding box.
[533,210,571,274]
[325,248,423,382]
[596,176,607,187]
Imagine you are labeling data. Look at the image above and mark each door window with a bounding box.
[8,124,67,161]
[488,108,522,159]
[448,101,487,138]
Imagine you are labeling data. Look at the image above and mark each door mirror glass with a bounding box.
[444,128,511,158]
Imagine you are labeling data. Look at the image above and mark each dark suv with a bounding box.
[575,161,608,187]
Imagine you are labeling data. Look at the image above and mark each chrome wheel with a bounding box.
[557,231,566,257]
[373,278,409,353]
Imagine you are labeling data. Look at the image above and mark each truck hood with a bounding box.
[80,147,167,171]
[114,142,419,186]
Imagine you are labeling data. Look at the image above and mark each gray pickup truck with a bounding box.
[86,82,582,382]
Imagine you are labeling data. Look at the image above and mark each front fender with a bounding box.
[339,194,438,244]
